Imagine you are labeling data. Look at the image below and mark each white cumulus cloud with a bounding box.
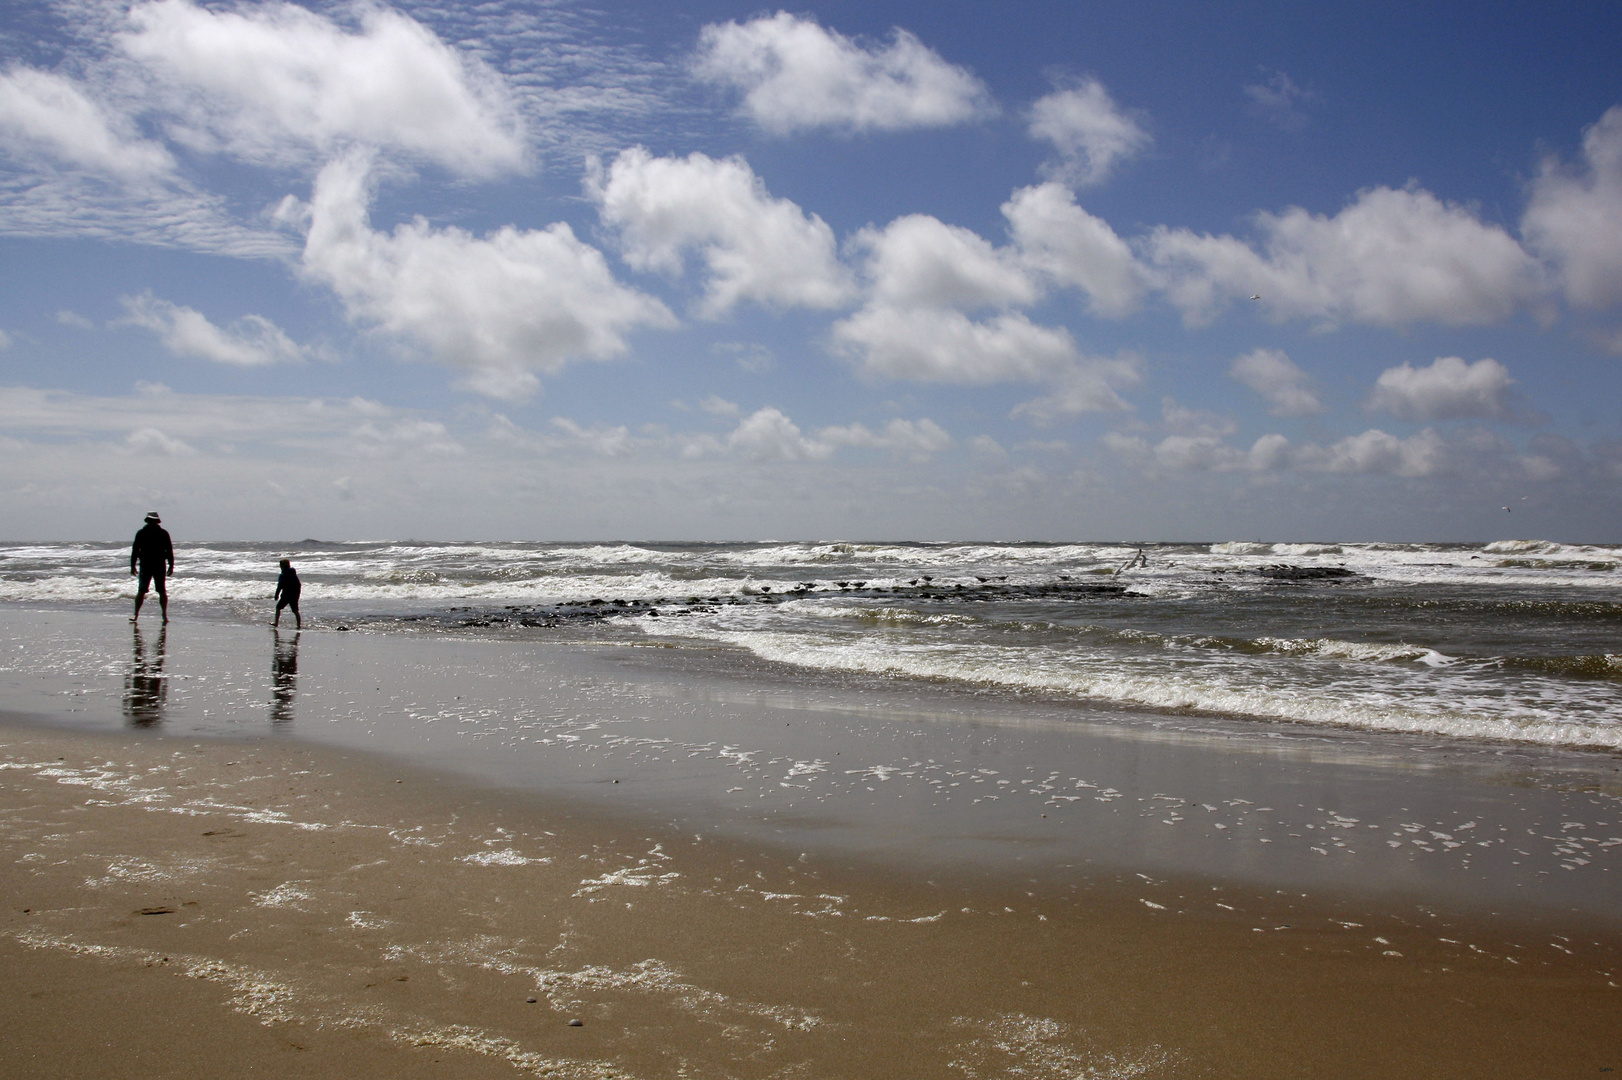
[1003,182,1145,317]
[820,417,952,459]
[835,213,1055,382]
[1010,357,1142,423]
[1103,405,1458,478]
[835,211,1137,417]
[724,406,832,461]
[1028,78,1149,187]
[835,305,1074,384]
[1523,105,1622,310]
[1229,348,1322,416]
[1160,397,1238,438]
[120,292,306,366]
[691,12,994,134]
[549,417,634,457]
[1148,185,1541,327]
[1368,356,1513,421]
[1102,430,1288,473]
[853,213,1037,311]
[119,0,525,175]
[124,426,195,456]
[1301,427,1448,477]
[712,406,950,461]
[588,147,853,317]
[297,151,673,400]
[0,66,174,179]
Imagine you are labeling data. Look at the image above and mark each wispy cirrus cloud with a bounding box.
[1229,348,1323,417]
[119,291,310,366]
[0,65,173,178]
[1243,69,1315,132]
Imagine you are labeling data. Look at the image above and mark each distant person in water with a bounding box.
[274,558,301,628]
[130,511,173,623]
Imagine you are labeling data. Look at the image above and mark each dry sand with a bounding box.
[3,720,1618,1079]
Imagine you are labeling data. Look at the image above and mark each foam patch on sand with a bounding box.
[573,866,680,896]
[398,1025,628,1079]
[2,755,348,831]
[383,939,822,1034]
[252,882,315,909]
[9,932,302,1023]
[84,854,214,889]
[7,929,642,1077]
[947,1013,1177,1079]
[459,848,551,867]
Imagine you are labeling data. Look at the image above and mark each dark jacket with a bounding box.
[275,566,301,600]
[130,523,174,573]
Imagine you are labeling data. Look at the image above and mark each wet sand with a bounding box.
[4,605,1619,916]
[3,720,1620,1079]
[2,603,1621,1076]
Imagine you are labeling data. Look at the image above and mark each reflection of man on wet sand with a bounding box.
[123,623,166,727]
[130,511,174,623]
[271,629,299,725]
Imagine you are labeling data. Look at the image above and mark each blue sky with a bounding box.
[1,0,1620,541]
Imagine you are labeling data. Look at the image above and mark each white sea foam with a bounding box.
[645,622,1622,750]
[1269,543,1344,556]
[6,538,1620,753]
[1251,637,1456,665]
[5,538,1618,606]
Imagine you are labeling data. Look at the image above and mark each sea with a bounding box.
[3,537,1618,752]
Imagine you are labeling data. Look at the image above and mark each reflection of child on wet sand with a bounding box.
[273,558,301,629]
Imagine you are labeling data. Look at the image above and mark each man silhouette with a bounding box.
[274,558,301,629]
[130,511,174,623]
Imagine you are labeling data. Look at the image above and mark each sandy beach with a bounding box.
[3,721,1619,1080]
[2,598,1620,1078]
